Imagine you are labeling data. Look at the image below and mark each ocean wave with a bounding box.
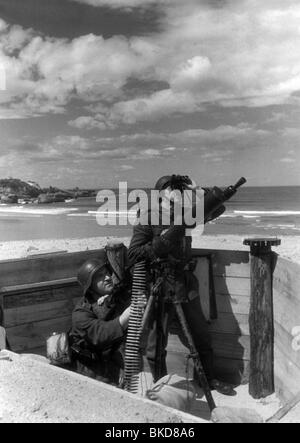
[0,206,79,215]
[235,210,300,216]
[220,213,261,219]
[67,213,95,217]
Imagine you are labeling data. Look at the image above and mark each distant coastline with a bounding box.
[0,178,97,205]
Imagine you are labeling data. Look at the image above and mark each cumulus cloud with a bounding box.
[71,0,158,9]
[119,165,135,171]
[0,24,156,118]
[20,123,269,164]
[280,157,295,163]
[68,0,300,128]
[23,133,180,164]
[72,89,203,128]
[0,63,6,91]
[2,1,300,126]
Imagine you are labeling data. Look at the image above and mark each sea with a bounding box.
[0,186,299,242]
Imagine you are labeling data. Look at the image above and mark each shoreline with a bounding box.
[0,234,299,264]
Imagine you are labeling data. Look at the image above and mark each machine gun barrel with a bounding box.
[223,176,247,199]
[203,177,247,223]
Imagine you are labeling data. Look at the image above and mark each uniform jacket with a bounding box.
[128,212,198,303]
[70,288,130,358]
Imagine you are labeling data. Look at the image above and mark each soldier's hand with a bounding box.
[119,306,131,330]
[136,292,147,310]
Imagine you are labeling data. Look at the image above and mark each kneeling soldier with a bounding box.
[70,258,131,385]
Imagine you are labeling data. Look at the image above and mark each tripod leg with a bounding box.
[174,302,216,412]
[154,296,166,382]
[140,294,155,351]
[139,294,166,382]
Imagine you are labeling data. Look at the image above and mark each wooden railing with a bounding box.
[0,250,105,354]
[7,246,300,396]
[0,248,252,382]
[167,249,251,384]
[273,256,300,402]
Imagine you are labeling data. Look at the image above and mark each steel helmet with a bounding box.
[155,175,192,192]
[77,258,108,296]
[154,175,172,191]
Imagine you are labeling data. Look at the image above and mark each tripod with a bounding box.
[140,261,216,412]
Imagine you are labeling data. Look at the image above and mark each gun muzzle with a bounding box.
[203,177,247,223]
[233,177,247,191]
[223,177,247,199]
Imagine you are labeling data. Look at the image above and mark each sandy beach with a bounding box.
[0,233,299,264]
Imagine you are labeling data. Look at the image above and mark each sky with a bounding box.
[0,0,300,188]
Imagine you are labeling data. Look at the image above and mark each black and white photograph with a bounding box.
[0,0,300,425]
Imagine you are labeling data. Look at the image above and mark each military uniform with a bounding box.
[128,214,214,382]
[70,287,130,384]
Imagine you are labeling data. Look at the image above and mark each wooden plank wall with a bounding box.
[273,256,300,402]
[167,249,251,384]
[0,249,106,354]
[0,247,252,385]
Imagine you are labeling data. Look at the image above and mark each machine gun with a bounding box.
[203,177,247,223]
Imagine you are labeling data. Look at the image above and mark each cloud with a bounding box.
[170,56,212,92]
[2,1,300,126]
[71,0,158,9]
[0,24,156,118]
[279,157,295,163]
[119,165,134,171]
[0,63,6,91]
[21,133,179,163]
[1,121,291,186]
[67,1,300,128]
[69,116,108,130]
[20,123,269,164]
[72,89,203,128]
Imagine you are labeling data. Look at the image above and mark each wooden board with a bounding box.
[274,346,300,402]
[0,277,77,294]
[193,249,250,278]
[273,288,300,338]
[0,249,106,287]
[273,256,300,403]
[274,321,300,370]
[211,332,250,361]
[213,356,250,385]
[209,313,249,336]
[2,284,81,310]
[5,299,77,328]
[273,256,300,296]
[166,350,250,385]
[216,294,250,316]
[167,332,249,361]
[167,335,249,384]
[6,315,72,352]
[213,276,250,297]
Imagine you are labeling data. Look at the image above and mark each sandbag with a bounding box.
[146,374,196,413]
[46,332,72,367]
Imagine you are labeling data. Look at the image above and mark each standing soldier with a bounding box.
[128,174,235,396]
